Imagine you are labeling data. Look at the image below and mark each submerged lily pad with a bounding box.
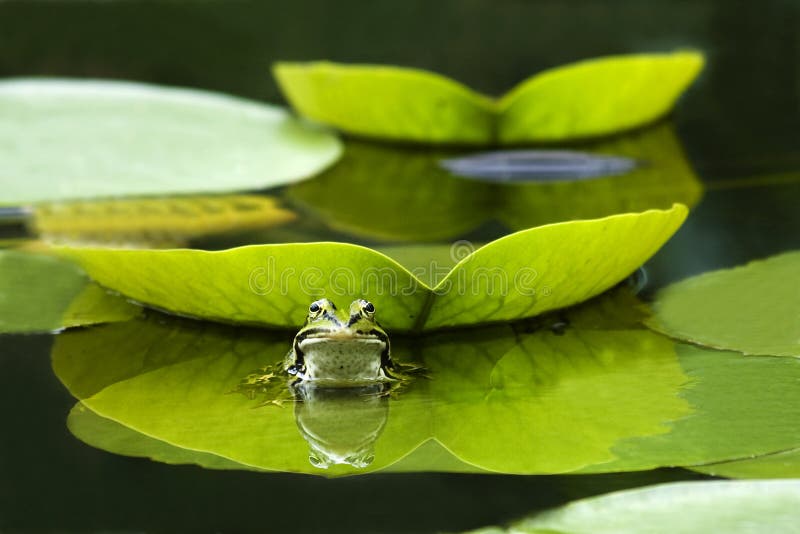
[55,205,687,331]
[0,79,342,205]
[275,52,703,144]
[288,124,701,241]
[477,480,800,534]
[52,298,800,477]
[30,194,296,248]
[646,251,800,357]
[0,250,140,334]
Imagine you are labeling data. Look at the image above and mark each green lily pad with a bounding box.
[52,296,800,477]
[55,205,687,331]
[478,480,800,534]
[0,250,140,334]
[0,79,342,205]
[646,251,800,357]
[689,448,800,479]
[275,52,703,144]
[287,124,701,241]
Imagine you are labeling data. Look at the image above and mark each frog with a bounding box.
[285,298,395,386]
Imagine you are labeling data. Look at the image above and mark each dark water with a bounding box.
[1,1,799,532]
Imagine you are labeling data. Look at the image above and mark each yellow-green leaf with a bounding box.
[274,52,704,145]
[55,205,687,331]
[274,62,495,144]
[425,205,688,329]
[498,51,705,143]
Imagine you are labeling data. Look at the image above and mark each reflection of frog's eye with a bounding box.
[309,302,321,313]
[362,301,375,314]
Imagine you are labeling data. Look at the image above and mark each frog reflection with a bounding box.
[292,382,389,469]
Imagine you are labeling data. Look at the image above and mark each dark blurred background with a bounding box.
[0,0,797,176]
[1,1,798,532]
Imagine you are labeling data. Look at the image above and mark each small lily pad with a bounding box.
[275,52,703,144]
[646,251,800,357]
[55,205,687,332]
[481,480,800,534]
[0,79,342,205]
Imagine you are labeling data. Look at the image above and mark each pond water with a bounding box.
[1,1,799,532]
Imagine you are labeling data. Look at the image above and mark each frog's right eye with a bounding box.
[309,302,321,313]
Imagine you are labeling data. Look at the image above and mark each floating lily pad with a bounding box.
[52,301,800,477]
[0,250,140,334]
[29,194,296,248]
[275,52,703,144]
[55,205,687,331]
[689,448,800,479]
[0,79,342,205]
[646,251,800,357]
[288,124,701,241]
[477,480,800,534]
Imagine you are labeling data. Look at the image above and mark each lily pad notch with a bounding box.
[55,204,688,332]
[274,51,705,144]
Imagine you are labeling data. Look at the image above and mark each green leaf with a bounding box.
[689,448,800,479]
[67,403,254,471]
[52,297,800,476]
[273,62,496,144]
[274,52,703,145]
[646,251,800,357]
[54,205,687,331]
[498,51,705,143]
[0,79,342,205]
[0,250,140,334]
[485,480,800,534]
[425,205,687,329]
[287,124,701,241]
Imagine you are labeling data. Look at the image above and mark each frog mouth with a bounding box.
[297,327,387,343]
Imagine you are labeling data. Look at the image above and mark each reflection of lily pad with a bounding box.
[55,205,687,331]
[30,195,296,248]
[275,52,703,144]
[483,480,800,534]
[52,302,800,477]
[288,142,493,241]
[0,79,342,205]
[288,124,701,241]
[0,250,140,334]
[67,403,252,471]
[646,251,800,357]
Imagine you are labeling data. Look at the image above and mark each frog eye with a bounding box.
[309,302,321,314]
[361,301,375,314]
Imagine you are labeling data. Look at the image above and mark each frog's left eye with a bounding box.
[361,301,375,314]
[309,302,321,314]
